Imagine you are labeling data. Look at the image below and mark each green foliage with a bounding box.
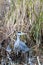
[29,0,33,6]
[31,11,43,45]
[17,0,21,5]
[40,0,43,2]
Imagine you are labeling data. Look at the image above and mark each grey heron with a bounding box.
[14,32,29,54]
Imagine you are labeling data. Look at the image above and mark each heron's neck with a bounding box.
[17,35,20,41]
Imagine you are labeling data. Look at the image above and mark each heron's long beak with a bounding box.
[17,32,27,35]
[21,32,26,35]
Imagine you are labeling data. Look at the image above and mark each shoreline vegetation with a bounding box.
[0,0,43,65]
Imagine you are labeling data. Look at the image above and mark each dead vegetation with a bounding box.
[0,0,43,65]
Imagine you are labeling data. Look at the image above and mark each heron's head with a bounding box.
[17,32,26,36]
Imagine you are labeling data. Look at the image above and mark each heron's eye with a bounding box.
[18,32,21,33]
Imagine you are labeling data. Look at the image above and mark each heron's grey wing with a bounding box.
[20,41,29,49]
[19,41,29,52]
